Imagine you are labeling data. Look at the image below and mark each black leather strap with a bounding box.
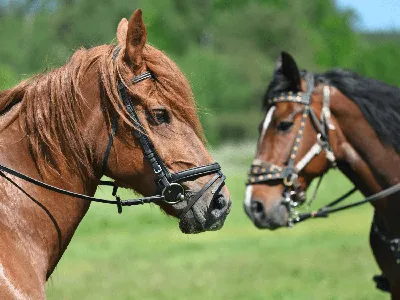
[101,114,119,174]
[0,163,163,206]
[171,163,221,183]
[180,172,225,217]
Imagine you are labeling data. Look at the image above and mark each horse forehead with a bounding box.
[274,102,298,117]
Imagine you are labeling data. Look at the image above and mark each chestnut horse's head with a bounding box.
[244,52,339,229]
[98,10,231,233]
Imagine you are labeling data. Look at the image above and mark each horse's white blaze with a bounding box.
[245,107,275,211]
[244,185,253,208]
[258,106,275,147]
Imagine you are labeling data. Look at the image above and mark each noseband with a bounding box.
[0,46,225,218]
[247,73,336,225]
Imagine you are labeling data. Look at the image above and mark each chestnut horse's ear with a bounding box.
[274,51,301,88]
[116,18,128,46]
[124,9,147,68]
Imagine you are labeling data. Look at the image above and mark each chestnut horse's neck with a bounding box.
[0,48,109,296]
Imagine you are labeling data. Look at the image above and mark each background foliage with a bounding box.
[1,0,399,145]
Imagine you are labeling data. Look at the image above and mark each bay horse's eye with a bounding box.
[277,121,293,132]
[151,108,170,125]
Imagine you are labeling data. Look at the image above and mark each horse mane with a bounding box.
[0,43,204,183]
[318,69,400,153]
[263,68,400,153]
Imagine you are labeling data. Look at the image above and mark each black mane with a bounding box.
[264,68,400,153]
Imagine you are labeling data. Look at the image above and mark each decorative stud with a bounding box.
[251,178,255,183]
[291,154,296,159]
[261,168,266,173]
[258,175,264,180]
[267,174,272,179]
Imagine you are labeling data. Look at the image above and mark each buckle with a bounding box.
[283,173,297,187]
[162,183,185,204]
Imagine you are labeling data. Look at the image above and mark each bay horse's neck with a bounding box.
[330,89,400,224]
[0,50,108,294]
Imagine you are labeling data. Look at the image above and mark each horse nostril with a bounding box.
[251,201,265,214]
[213,194,226,210]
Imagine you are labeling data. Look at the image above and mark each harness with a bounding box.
[0,46,225,217]
[246,72,400,227]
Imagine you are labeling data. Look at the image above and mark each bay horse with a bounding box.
[0,9,231,299]
[244,52,400,298]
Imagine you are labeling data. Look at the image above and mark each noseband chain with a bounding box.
[247,73,337,225]
[0,46,225,217]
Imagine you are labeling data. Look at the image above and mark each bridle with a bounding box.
[0,46,225,218]
[247,73,336,225]
[246,72,400,227]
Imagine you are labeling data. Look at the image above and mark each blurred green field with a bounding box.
[47,143,386,300]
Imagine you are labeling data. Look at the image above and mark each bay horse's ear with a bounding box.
[275,51,301,89]
[124,9,147,68]
[116,18,128,46]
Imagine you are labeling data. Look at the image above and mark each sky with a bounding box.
[337,0,400,31]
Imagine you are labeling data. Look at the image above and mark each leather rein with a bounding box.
[0,46,225,217]
[247,72,400,226]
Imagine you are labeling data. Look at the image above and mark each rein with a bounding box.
[247,72,400,226]
[0,46,225,216]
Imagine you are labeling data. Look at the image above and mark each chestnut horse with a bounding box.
[244,52,400,298]
[0,9,231,299]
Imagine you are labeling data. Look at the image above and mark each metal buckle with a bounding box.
[283,173,297,187]
[154,165,162,174]
[162,183,185,204]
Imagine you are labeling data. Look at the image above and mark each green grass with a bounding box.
[47,143,387,299]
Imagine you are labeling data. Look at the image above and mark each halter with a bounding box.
[0,46,225,218]
[247,73,336,225]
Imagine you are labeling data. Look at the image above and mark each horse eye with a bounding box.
[151,109,170,125]
[277,121,293,132]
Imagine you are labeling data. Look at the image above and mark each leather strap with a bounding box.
[180,172,225,217]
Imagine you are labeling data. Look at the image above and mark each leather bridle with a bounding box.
[246,72,400,228]
[0,46,225,218]
[247,73,337,225]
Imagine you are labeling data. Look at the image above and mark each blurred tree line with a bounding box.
[0,0,399,145]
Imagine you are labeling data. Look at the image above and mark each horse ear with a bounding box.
[125,9,147,68]
[275,51,301,88]
[116,18,128,46]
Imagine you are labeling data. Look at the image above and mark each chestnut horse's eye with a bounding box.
[151,108,170,125]
[277,121,293,132]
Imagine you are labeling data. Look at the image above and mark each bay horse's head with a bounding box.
[244,52,339,229]
[96,10,231,233]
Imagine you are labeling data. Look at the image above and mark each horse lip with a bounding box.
[178,198,231,234]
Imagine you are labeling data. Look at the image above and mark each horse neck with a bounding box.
[330,90,400,224]
[0,62,108,279]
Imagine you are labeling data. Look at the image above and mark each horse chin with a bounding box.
[179,210,206,234]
